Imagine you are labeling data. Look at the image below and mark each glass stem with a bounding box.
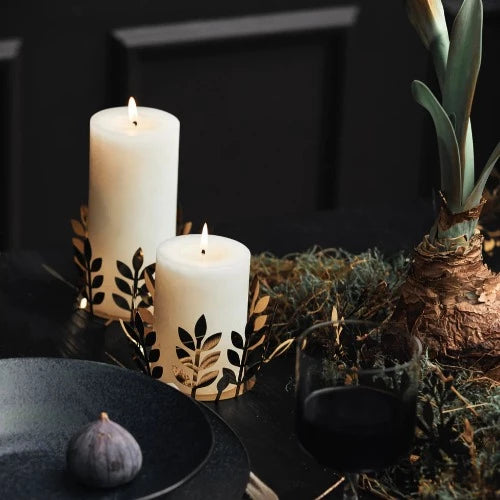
[343,473,359,500]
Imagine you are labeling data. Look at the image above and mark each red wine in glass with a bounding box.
[296,385,416,472]
[295,320,421,499]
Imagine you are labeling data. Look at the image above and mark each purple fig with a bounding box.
[66,412,142,488]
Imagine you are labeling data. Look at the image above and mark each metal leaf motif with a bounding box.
[223,367,237,385]
[92,292,105,305]
[120,320,138,341]
[227,349,241,367]
[253,315,267,332]
[91,275,103,288]
[246,348,263,368]
[194,315,207,346]
[134,356,147,373]
[248,333,266,351]
[120,313,163,379]
[216,367,237,399]
[181,361,197,372]
[267,338,295,361]
[200,351,221,370]
[231,331,244,349]
[141,262,156,278]
[253,296,270,314]
[72,237,84,254]
[145,331,156,347]
[90,258,102,272]
[197,370,218,389]
[114,277,132,295]
[84,238,92,263]
[249,277,260,316]
[202,332,222,351]
[139,307,154,326]
[71,219,86,238]
[134,311,144,338]
[116,260,133,279]
[178,327,195,351]
[243,362,260,381]
[132,248,144,273]
[80,205,88,226]
[74,253,86,271]
[149,349,160,363]
[144,269,155,301]
[139,298,152,308]
[176,346,191,361]
[216,374,230,396]
[112,293,131,311]
[70,205,107,317]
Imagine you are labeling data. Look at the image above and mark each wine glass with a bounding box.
[295,320,421,499]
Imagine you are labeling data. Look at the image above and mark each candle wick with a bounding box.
[201,249,206,255]
[133,120,138,126]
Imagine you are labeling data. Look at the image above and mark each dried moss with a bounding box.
[251,247,499,499]
[251,246,409,347]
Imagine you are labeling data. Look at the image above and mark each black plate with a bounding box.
[172,405,250,499]
[0,358,213,499]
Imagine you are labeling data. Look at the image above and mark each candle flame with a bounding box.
[79,297,88,310]
[201,223,208,255]
[128,97,138,124]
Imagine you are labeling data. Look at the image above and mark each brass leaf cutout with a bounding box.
[202,332,222,351]
[138,307,154,327]
[267,338,295,361]
[71,219,86,238]
[73,256,86,272]
[200,351,221,370]
[253,315,267,332]
[248,334,266,351]
[249,277,260,316]
[145,268,155,300]
[72,237,84,254]
[197,370,218,388]
[253,296,270,314]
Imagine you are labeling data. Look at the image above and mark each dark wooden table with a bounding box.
[1,206,497,499]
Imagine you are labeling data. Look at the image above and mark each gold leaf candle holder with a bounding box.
[71,207,272,400]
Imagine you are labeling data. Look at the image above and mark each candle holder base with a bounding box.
[186,376,256,402]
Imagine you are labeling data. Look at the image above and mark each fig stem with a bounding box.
[99,412,109,421]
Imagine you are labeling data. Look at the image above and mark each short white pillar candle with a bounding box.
[154,227,251,399]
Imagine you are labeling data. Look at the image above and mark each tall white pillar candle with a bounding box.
[88,100,179,318]
[154,229,250,399]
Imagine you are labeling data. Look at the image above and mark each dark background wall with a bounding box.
[0,0,498,255]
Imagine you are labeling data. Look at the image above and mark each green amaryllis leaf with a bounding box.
[405,0,449,88]
[412,80,461,211]
[463,123,475,202]
[463,141,500,211]
[405,0,448,50]
[443,0,482,201]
